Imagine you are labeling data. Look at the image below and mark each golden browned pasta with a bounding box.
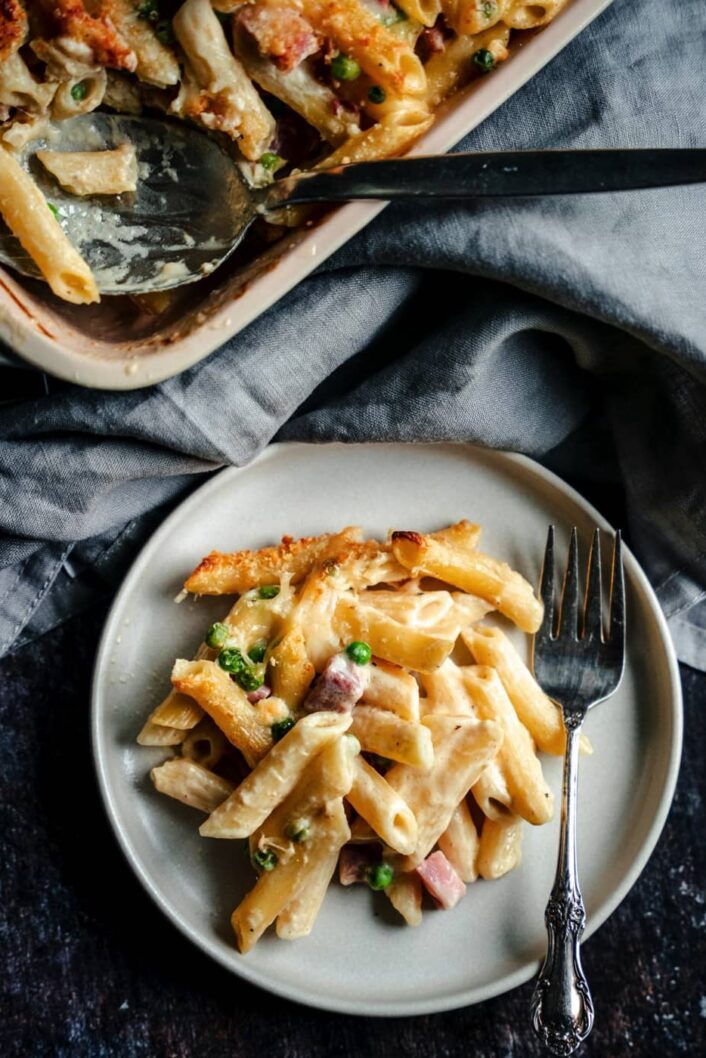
[391,528,543,632]
[171,658,272,766]
[184,527,362,595]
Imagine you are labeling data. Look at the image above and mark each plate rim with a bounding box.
[91,441,683,1016]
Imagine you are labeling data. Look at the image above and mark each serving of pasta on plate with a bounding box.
[0,0,571,303]
[137,519,588,953]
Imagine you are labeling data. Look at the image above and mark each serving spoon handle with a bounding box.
[268,148,706,209]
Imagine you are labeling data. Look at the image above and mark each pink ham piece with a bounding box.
[416,850,467,909]
[247,684,271,704]
[237,4,321,72]
[339,844,379,886]
[301,652,370,715]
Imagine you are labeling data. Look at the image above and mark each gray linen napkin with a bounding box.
[1,0,704,666]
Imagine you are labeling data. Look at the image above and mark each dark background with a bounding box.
[1,609,704,1058]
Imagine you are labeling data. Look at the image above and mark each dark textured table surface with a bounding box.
[1,611,704,1058]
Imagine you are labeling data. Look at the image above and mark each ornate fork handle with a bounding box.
[531,716,595,1056]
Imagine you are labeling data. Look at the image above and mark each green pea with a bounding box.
[137,0,159,20]
[367,85,386,104]
[70,82,87,101]
[252,848,278,872]
[248,641,268,663]
[331,53,361,81]
[346,641,372,666]
[271,716,295,742]
[236,665,264,693]
[47,203,59,220]
[259,152,285,173]
[155,18,174,44]
[205,622,229,649]
[284,818,310,843]
[217,646,246,674]
[217,646,264,691]
[258,585,280,599]
[366,863,394,891]
[473,48,496,73]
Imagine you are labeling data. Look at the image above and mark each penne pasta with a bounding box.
[171,658,272,767]
[477,813,524,880]
[350,704,434,770]
[423,24,511,109]
[386,870,423,927]
[151,757,235,814]
[251,733,358,853]
[37,145,138,196]
[0,145,99,304]
[303,0,427,98]
[504,0,570,29]
[389,714,504,869]
[471,756,513,820]
[269,627,316,709]
[391,528,543,633]
[181,716,230,770]
[437,798,479,883]
[136,718,186,746]
[232,798,350,952]
[364,659,420,722]
[462,665,554,825]
[347,756,418,854]
[463,625,592,756]
[276,844,340,939]
[336,596,455,673]
[200,713,352,839]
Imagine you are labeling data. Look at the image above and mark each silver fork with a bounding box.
[530,526,626,1055]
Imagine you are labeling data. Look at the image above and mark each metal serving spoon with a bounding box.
[2,113,704,296]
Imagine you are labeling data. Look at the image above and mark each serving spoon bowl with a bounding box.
[1,113,704,296]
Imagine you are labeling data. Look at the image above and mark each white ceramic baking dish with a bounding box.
[0,0,613,390]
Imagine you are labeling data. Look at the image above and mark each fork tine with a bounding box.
[558,527,580,639]
[609,530,625,646]
[537,525,556,640]
[583,528,603,640]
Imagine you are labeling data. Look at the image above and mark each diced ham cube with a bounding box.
[418,26,446,63]
[339,844,379,886]
[237,3,321,73]
[302,652,369,715]
[416,850,467,910]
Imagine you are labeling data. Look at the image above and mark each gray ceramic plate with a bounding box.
[92,443,682,1015]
